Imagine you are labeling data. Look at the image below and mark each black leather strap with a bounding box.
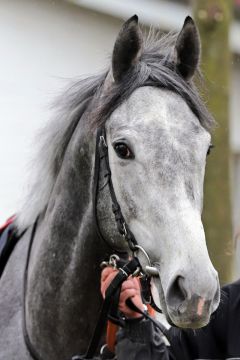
[140,275,162,314]
[0,223,26,279]
[96,127,138,252]
[92,127,112,250]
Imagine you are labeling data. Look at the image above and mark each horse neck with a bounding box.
[25,123,111,359]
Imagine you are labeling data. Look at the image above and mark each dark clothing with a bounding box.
[114,280,240,360]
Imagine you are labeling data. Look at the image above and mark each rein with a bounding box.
[22,126,164,360]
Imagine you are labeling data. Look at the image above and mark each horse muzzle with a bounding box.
[164,273,220,328]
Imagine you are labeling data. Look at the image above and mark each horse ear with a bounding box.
[174,16,200,81]
[112,15,143,83]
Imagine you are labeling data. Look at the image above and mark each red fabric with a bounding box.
[0,215,15,232]
[106,321,119,353]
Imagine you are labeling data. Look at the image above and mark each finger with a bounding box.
[119,289,137,305]
[120,291,144,311]
[101,267,118,282]
[119,300,136,316]
[129,294,145,310]
[101,269,118,289]
[119,295,143,318]
[101,270,119,298]
[121,278,141,293]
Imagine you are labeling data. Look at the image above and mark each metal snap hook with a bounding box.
[109,254,120,268]
[100,254,120,269]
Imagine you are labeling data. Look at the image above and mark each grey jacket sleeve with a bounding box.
[115,318,171,360]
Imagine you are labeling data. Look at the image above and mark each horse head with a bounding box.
[96,15,220,329]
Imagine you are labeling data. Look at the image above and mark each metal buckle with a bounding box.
[100,135,107,148]
[121,222,127,238]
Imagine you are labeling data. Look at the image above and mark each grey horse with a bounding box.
[0,15,220,360]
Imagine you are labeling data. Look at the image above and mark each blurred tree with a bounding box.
[193,0,233,284]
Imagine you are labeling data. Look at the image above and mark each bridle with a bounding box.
[93,126,138,253]
[78,126,166,357]
[93,126,160,277]
[22,125,164,360]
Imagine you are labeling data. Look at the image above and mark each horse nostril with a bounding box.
[166,276,189,313]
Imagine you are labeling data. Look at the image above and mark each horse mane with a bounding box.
[16,30,214,230]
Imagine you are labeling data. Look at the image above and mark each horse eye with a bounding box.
[114,143,133,159]
[207,144,214,156]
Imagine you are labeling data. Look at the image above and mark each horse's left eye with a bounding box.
[207,144,214,156]
[114,143,133,159]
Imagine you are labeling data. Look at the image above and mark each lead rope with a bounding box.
[72,257,142,360]
[72,255,169,360]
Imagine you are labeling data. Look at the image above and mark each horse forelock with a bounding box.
[16,29,214,231]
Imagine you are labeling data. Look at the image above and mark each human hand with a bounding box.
[101,266,144,319]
